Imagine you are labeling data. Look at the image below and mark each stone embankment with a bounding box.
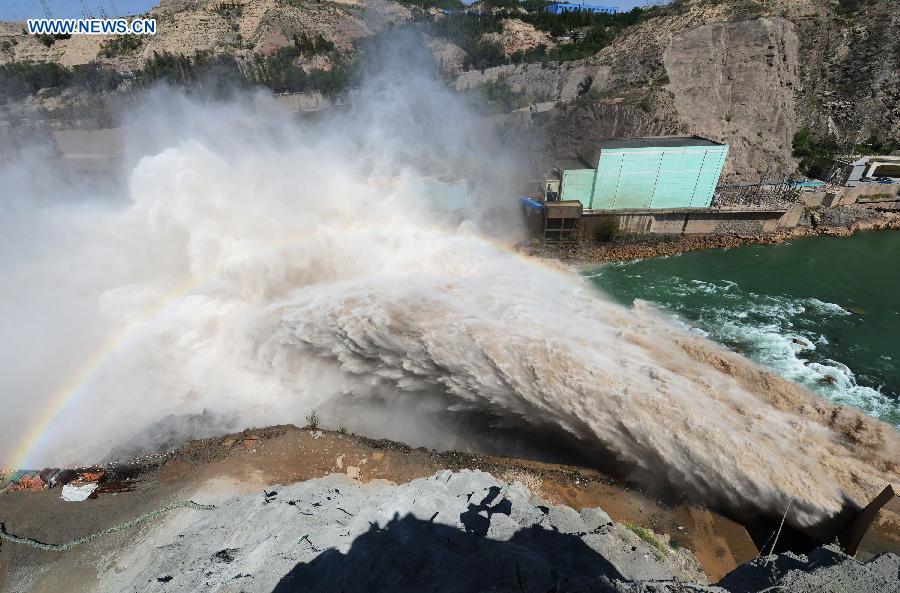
[38,470,900,593]
[528,209,900,265]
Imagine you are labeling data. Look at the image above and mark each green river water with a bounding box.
[587,231,900,427]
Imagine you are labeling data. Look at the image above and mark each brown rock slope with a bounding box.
[0,425,757,589]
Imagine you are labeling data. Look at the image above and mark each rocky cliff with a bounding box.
[465,0,899,181]
[0,0,407,71]
[1,0,897,180]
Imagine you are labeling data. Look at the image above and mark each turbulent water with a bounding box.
[588,232,900,428]
[2,41,899,533]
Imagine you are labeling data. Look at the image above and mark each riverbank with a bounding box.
[523,208,900,265]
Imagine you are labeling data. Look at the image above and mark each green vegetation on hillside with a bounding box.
[0,61,72,101]
[249,47,351,95]
[480,76,532,110]
[140,51,246,88]
[0,60,124,102]
[394,0,465,9]
[138,49,351,96]
[624,523,666,556]
[423,5,658,71]
[291,32,335,54]
[0,42,356,103]
[212,2,244,17]
[100,35,143,58]
[34,32,71,48]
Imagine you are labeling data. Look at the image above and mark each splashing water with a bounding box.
[588,235,900,427]
[1,46,897,534]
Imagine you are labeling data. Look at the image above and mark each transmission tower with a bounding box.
[80,0,94,18]
[38,0,53,18]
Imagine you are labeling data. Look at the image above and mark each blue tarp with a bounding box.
[519,197,546,212]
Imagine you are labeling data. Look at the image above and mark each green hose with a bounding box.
[0,500,215,552]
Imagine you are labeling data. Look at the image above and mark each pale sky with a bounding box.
[0,0,663,20]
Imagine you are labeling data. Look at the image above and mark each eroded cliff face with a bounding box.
[509,10,805,182]
[527,1,899,181]
[793,2,900,144]
[663,18,800,181]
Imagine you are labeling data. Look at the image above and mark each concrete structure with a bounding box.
[48,128,123,174]
[836,154,900,186]
[545,1,617,14]
[552,136,729,211]
[802,184,900,208]
[580,206,794,237]
[52,128,122,160]
[520,197,797,240]
[839,484,900,559]
[519,198,583,241]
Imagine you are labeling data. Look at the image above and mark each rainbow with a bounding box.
[3,276,199,472]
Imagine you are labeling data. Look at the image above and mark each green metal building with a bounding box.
[555,136,729,210]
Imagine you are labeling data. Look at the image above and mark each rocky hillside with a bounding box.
[1,0,897,181]
[0,0,408,70]
[450,0,899,181]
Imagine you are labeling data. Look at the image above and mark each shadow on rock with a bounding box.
[272,513,623,593]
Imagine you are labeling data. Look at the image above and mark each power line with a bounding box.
[80,0,94,18]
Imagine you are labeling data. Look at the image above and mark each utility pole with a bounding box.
[39,0,53,19]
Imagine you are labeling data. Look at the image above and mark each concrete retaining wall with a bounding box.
[581,208,788,238]
[800,185,899,208]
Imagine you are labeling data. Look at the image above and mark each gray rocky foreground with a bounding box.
[717,545,900,593]
[93,470,898,593]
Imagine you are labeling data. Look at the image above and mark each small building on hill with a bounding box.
[545,2,617,14]
[546,136,729,210]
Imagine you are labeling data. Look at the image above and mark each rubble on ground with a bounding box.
[3,468,107,500]
[59,471,106,502]
[60,482,99,502]
[4,473,47,494]
[96,470,706,593]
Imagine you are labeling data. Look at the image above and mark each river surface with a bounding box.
[587,231,900,427]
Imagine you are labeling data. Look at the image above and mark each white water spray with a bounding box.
[0,40,897,532]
